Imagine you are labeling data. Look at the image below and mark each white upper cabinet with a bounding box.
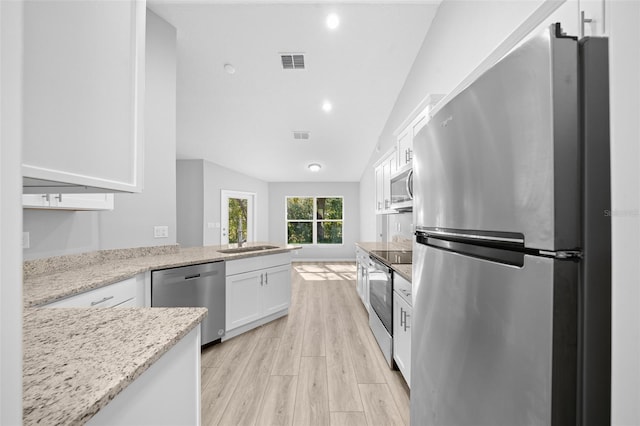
[22,0,145,193]
[579,0,608,37]
[395,94,444,171]
[374,149,396,214]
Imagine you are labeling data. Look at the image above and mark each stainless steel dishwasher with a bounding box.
[151,261,225,346]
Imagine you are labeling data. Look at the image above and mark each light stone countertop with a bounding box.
[24,242,301,307]
[355,242,413,282]
[23,307,207,426]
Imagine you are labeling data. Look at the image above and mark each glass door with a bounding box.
[221,190,255,245]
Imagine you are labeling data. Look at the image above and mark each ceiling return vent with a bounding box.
[293,131,310,140]
[281,53,305,70]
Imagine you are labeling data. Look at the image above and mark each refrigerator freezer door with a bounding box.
[413,28,580,251]
[411,241,578,425]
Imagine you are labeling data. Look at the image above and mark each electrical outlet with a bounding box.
[23,232,30,249]
[154,226,169,238]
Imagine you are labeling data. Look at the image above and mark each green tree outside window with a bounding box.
[286,196,343,244]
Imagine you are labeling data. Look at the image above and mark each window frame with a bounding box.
[285,196,344,246]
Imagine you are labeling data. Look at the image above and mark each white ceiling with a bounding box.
[149,1,440,182]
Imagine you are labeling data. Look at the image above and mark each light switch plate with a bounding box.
[154,226,169,238]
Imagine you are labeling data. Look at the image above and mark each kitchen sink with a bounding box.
[217,245,279,254]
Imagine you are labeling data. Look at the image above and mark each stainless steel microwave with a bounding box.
[390,167,413,211]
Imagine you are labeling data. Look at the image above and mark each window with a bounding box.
[287,196,343,245]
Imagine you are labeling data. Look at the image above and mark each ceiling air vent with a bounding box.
[293,131,310,141]
[281,53,305,70]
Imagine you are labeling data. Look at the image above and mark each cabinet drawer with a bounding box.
[45,277,137,308]
[226,253,291,276]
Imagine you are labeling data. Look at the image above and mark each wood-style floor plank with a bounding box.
[301,282,326,357]
[201,367,218,391]
[201,327,263,426]
[218,337,281,426]
[324,282,364,412]
[329,412,368,426]
[271,277,308,376]
[257,375,298,426]
[333,283,386,385]
[293,356,330,426]
[261,315,288,339]
[359,384,405,426]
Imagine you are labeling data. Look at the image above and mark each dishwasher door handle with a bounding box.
[184,273,201,280]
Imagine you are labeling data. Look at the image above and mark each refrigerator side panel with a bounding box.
[411,242,580,425]
[413,28,579,251]
[579,36,611,426]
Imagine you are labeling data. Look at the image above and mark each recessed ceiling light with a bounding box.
[322,101,332,112]
[326,13,340,30]
[223,63,236,74]
[308,163,322,172]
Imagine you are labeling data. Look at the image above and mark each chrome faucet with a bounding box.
[237,216,245,247]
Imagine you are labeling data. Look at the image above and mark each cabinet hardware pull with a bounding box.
[580,10,593,38]
[404,312,410,332]
[265,272,268,284]
[400,307,405,327]
[42,194,50,202]
[54,193,63,202]
[260,273,263,286]
[90,295,114,306]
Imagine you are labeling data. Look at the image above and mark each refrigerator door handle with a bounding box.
[423,229,524,244]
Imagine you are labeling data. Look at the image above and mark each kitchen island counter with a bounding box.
[24,242,300,308]
[23,306,207,426]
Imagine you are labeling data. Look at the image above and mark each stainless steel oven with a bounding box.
[368,255,394,367]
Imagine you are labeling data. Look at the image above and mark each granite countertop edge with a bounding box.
[23,307,208,426]
[355,242,413,282]
[24,243,301,307]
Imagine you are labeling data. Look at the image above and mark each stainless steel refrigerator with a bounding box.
[411,24,610,426]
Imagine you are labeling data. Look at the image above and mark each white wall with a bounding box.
[23,10,178,259]
[268,182,359,260]
[0,0,23,422]
[176,159,270,247]
[176,160,204,247]
[202,160,269,246]
[609,2,640,424]
[99,10,177,249]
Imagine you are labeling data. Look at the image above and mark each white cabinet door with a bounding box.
[23,193,114,211]
[375,150,397,215]
[397,129,412,170]
[262,264,291,317]
[393,292,411,387]
[226,270,262,331]
[22,0,145,193]
[374,164,384,213]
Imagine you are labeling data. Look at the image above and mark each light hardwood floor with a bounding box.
[201,262,410,426]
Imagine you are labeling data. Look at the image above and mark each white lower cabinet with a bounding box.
[88,326,201,425]
[225,253,291,338]
[393,290,412,387]
[43,274,145,308]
